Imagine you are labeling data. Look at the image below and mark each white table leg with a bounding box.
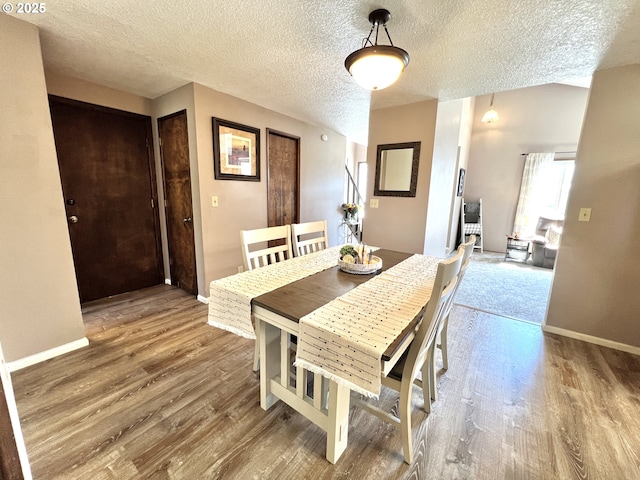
[326,380,350,464]
[260,319,280,410]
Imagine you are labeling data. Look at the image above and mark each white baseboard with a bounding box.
[165,278,172,285]
[197,295,209,304]
[542,325,640,356]
[7,337,89,372]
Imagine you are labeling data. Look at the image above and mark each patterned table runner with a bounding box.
[208,246,342,338]
[295,254,441,398]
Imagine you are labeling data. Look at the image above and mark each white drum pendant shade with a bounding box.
[345,9,410,91]
[346,46,409,91]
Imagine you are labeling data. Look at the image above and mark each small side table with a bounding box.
[505,235,531,262]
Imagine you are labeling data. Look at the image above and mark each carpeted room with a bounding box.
[456,81,590,327]
[454,252,552,324]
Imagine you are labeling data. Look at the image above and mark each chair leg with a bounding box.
[420,368,431,414]
[440,316,449,371]
[399,383,414,464]
[426,344,438,402]
[253,318,260,371]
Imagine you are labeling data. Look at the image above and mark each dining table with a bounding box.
[208,246,442,463]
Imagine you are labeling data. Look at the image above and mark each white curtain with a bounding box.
[513,152,555,236]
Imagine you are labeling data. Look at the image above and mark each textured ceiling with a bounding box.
[10,0,640,144]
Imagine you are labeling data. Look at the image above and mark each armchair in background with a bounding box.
[531,216,564,268]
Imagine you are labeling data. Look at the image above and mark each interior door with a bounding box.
[267,129,300,230]
[50,96,163,303]
[158,111,197,295]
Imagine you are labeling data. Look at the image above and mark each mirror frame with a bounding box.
[373,141,421,197]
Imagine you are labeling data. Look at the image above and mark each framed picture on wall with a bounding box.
[456,168,466,196]
[212,117,260,181]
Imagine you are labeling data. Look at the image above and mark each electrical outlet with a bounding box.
[370,198,379,208]
[212,196,219,207]
[579,207,591,222]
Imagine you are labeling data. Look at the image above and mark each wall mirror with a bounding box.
[374,141,421,197]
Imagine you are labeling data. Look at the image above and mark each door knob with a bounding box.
[183,217,192,223]
[68,215,79,224]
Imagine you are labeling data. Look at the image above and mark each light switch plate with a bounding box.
[212,196,219,207]
[579,207,591,222]
[370,198,379,208]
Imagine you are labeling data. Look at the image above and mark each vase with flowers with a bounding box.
[341,202,360,221]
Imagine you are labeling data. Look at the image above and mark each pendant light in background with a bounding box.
[481,93,499,123]
[344,9,410,91]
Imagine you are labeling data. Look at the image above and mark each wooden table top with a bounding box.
[252,249,430,362]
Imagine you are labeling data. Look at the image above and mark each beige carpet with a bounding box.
[454,251,553,324]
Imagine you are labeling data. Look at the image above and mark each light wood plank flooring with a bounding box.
[11,285,640,479]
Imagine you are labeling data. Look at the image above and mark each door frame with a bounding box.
[266,128,301,226]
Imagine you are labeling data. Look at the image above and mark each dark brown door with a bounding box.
[50,97,163,303]
[158,111,197,295]
[267,129,300,228]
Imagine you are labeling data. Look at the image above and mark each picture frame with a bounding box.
[456,168,466,197]
[212,117,260,181]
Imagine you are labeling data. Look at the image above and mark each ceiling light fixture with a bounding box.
[344,9,410,91]
[481,93,499,123]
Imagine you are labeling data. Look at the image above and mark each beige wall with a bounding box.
[346,141,357,174]
[39,73,348,301]
[0,15,85,362]
[191,83,346,288]
[465,84,589,252]
[450,97,475,252]
[545,64,640,349]
[0,15,347,363]
[424,97,474,257]
[364,100,438,253]
[46,70,153,115]
[354,143,367,167]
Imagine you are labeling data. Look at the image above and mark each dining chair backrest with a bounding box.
[240,225,293,372]
[400,248,463,390]
[240,225,293,271]
[291,220,328,257]
[434,234,477,372]
[443,234,475,316]
[458,234,476,283]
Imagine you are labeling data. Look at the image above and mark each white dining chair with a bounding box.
[419,235,477,413]
[291,220,328,256]
[436,234,476,371]
[241,225,293,271]
[240,225,293,370]
[353,248,464,464]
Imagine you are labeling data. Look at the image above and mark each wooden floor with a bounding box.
[11,285,640,479]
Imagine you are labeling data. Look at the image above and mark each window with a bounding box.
[514,153,575,237]
[539,160,575,218]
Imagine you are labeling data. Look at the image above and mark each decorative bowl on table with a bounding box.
[338,255,382,275]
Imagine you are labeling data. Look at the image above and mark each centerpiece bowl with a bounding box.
[338,255,382,275]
